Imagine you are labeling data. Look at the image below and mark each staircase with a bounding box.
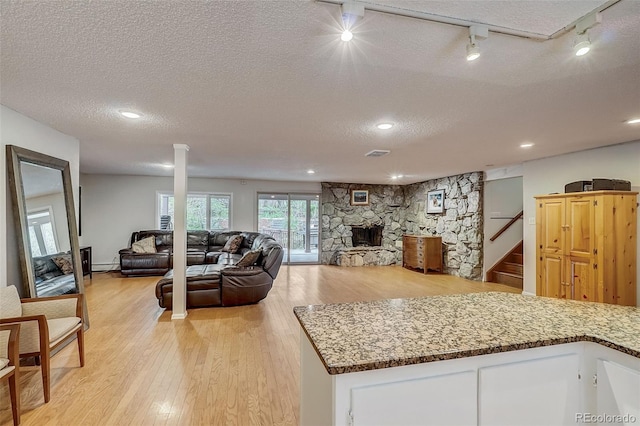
[486,241,523,289]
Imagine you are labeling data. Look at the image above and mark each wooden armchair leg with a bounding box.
[41,346,51,403]
[9,371,20,426]
[77,329,85,367]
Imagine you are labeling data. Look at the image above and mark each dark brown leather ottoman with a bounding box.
[155,264,223,309]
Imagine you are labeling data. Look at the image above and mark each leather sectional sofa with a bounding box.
[120,230,279,276]
[120,230,284,309]
[33,252,78,296]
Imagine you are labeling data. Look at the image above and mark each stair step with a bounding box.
[499,262,523,275]
[493,271,523,289]
[509,253,523,264]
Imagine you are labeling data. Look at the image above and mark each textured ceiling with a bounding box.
[1,0,639,185]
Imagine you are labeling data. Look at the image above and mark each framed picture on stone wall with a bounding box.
[351,189,369,206]
[426,189,444,214]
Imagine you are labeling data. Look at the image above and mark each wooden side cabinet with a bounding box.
[402,235,443,273]
[80,246,92,279]
[535,191,637,306]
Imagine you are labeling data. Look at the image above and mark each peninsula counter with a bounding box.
[294,292,640,425]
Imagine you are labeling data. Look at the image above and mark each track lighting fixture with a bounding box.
[340,1,364,42]
[466,40,480,61]
[573,32,591,56]
[573,12,601,57]
[466,26,488,62]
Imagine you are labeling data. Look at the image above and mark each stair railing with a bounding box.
[489,210,523,242]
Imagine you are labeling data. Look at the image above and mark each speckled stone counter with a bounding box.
[294,292,640,375]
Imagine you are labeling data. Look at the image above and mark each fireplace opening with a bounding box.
[351,225,383,247]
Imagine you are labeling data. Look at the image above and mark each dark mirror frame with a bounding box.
[6,145,89,326]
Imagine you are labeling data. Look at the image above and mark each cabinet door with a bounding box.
[478,353,580,426]
[351,370,477,426]
[596,359,640,422]
[566,196,594,257]
[540,254,566,298]
[569,256,597,302]
[538,199,565,254]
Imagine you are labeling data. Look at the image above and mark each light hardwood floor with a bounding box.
[0,265,519,425]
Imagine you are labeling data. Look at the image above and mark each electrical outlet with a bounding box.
[395,240,403,248]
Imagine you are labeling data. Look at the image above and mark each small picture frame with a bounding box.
[426,189,445,214]
[350,189,369,206]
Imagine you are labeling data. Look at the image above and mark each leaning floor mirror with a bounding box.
[6,145,89,327]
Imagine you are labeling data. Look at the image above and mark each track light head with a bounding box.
[466,26,488,61]
[572,12,601,57]
[466,41,480,61]
[573,32,591,56]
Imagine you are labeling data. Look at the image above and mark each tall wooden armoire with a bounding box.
[535,191,637,306]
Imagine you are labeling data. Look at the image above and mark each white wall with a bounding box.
[483,176,523,279]
[1,105,80,291]
[79,174,320,270]
[522,140,640,306]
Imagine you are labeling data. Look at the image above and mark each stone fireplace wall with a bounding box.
[321,172,484,280]
[321,183,405,265]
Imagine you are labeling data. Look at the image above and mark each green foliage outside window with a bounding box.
[163,194,230,231]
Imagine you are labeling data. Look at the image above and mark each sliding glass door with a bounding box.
[257,193,320,264]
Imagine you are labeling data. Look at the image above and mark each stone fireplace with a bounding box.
[351,225,383,247]
[321,174,484,279]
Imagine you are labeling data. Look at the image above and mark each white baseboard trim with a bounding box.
[522,291,536,297]
[171,312,188,320]
[92,263,120,272]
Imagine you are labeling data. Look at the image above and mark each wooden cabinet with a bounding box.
[535,191,637,305]
[402,235,442,273]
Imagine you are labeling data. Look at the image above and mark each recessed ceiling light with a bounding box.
[391,174,404,180]
[377,123,393,130]
[307,169,315,174]
[341,30,353,42]
[626,118,640,124]
[520,143,534,148]
[120,111,142,119]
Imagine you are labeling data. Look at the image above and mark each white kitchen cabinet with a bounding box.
[478,354,580,425]
[300,335,640,426]
[596,359,640,425]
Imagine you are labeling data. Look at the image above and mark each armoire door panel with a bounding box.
[568,257,597,302]
[567,197,594,257]
[542,255,565,299]
[540,200,564,254]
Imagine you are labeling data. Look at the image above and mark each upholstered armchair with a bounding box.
[0,285,84,403]
[0,324,20,425]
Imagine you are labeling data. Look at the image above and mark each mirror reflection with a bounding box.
[21,162,77,296]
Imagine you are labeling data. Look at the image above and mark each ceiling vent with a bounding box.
[365,149,391,157]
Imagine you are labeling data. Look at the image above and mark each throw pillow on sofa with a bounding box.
[52,254,74,275]
[132,236,157,253]
[221,235,243,253]
[236,249,262,267]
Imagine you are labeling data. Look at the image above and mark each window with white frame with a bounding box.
[27,208,59,256]
[158,192,231,231]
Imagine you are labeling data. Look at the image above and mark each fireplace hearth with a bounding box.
[351,225,383,247]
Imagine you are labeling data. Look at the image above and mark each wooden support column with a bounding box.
[171,144,189,320]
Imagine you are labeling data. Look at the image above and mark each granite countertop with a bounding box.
[293,292,640,375]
